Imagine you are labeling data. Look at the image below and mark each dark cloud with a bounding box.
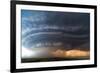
[21,10,90,50]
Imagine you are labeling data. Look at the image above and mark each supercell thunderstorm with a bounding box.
[21,10,90,59]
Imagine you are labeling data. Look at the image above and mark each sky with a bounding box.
[21,10,90,50]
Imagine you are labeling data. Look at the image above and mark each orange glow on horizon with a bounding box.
[51,49,90,58]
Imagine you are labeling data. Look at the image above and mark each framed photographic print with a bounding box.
[11,0,97,72]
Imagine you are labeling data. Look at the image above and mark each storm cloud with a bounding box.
[21,10,90,50]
